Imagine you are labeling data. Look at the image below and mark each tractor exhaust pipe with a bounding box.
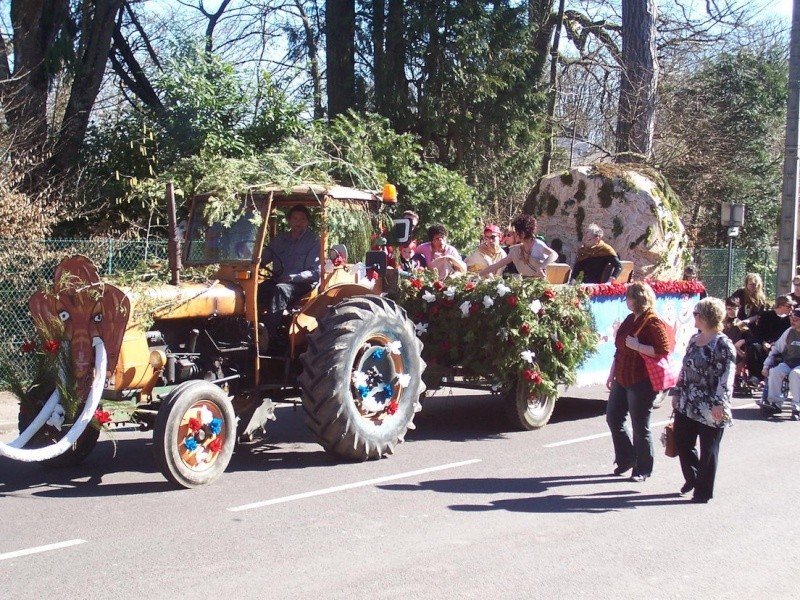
[166,182,182,286]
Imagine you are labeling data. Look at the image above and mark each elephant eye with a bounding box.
[58,310,70,322]
[93,313,103,323]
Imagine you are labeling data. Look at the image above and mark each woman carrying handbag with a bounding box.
[672,297,735,503]
[606,282,671,482]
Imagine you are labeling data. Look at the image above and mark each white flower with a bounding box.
[444,286,457,300]
[397,373,412,387]
[495,282,511,297]
[198,406,214,425]
[529,299,542,314]
[422,290,436,303]
[482,295,494,308]
[195,447,209,463]
[497,328,509,341]
[414,322,429,336]
[459,300,472,317]
[352,370,369,387]
[46,403,66,431]
[551,333,559,342]
[521,349,536,364]
[386,340,402,354]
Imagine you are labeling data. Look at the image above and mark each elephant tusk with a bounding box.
[0,337,107,462]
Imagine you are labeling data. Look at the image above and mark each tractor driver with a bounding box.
[258,204,320,351]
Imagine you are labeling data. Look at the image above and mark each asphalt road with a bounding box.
[1,385,797,599]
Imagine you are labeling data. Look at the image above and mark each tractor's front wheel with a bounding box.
[299,296,425,460]
[153,381,236,488]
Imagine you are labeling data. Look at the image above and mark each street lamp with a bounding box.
[721,203,746,297]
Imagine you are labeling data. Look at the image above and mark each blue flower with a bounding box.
[382,383,394,400]
[209,418,222,435]
[373,348,385,359]
[357,385,370,398]
[184,436,198,451]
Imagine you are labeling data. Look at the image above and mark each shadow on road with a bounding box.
[379,473,688,512]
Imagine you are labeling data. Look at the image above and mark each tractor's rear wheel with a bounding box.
[504,378,556,431]
[299,296,425,460]
[153,381,236,488]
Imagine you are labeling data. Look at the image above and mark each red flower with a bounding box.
[414,312,426,321]
[522,368,536,381]
[520,324,531,335]
[386,399,399,415]
[367,269,380,281]
[554,340,564,352]
[433,280,445,292]
[42,340,60,354]
[506,295,518,307]
[20,340,36,353]
[530,371,543,384]
[188,417,202,433]
[94,409,111,424]
[410,278,423,290]
[465,282,476,291]
[469,302,480,313]
[441,299,455,308]
[543,289,556,300]
[429,305,440,316]
[209,438,223,453]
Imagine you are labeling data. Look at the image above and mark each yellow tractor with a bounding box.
[6,184,425,488]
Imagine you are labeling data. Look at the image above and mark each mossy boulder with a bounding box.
[524,164,688,279]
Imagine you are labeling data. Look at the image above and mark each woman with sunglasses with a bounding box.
[672,297,735,503]
[479,214,557,279]
[465,224,507,274]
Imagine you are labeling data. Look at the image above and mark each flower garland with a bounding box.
[394,273,598,398]
[583,279,706,298]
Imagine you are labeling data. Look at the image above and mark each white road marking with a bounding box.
[0,539,87,561]
[546,401,758,448]
[228,459,482,512]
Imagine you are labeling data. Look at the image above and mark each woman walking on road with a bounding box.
[672,297,735,503]
[606,282,670,482]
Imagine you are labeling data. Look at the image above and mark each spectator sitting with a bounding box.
[729,272,768,326]
[790,274,800,306]
[683,264,708,298]
[570,223,622,284]
[479,214,557,279]
[760,307,800,419]
[465,224,507,275]
[722,296,748,386]
[745,294,794,384]
[415,223,467,279]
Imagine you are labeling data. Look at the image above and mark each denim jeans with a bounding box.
[606,378,656,476]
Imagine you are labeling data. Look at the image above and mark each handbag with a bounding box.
[632,314,682,392]
[661,413,679,458]
[641,353,681,392]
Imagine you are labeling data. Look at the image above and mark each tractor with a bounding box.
[3,184,425,488]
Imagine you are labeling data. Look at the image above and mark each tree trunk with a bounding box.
[384,0,408,129]
[326,0,356,120]
[50,0,124,175]
[1,0,70,153]
[373,0,386,113]
[296,0,324,120]
[615,0,658,162]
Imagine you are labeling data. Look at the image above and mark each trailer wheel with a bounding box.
[153,381,236,488]
[299,296,425,460]
[17,389,100,468]
[504,378,556,431]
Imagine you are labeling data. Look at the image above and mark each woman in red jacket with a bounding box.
[606,282,671,482]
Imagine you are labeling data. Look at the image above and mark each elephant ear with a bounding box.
[53,255,100,292]
[28,290,59,336]
[96,284,131,374]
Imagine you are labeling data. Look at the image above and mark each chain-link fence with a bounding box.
[693,247,778,300]
[0,239,167,377]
